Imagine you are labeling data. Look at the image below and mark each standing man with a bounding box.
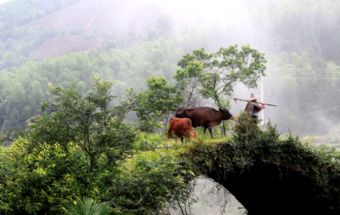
[244,93,265,122]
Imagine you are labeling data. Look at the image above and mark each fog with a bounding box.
[0,0,10,4]
[1,0,340,135]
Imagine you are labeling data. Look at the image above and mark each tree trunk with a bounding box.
[89,153,97,172]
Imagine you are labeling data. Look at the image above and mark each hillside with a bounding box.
[29,35,105,59]
[1,0,340,141]
[2,1,340,214]
[27,0,163,35]
[0,0,172,67]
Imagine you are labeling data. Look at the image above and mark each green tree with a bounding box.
[0,139,89,214]
[176,46,266,108]
[102,151,194,215]
[175,60,204,108]
[128,76,183,132]
[27,79,136,171]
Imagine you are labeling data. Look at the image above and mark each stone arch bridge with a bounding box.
[183,133,340,215]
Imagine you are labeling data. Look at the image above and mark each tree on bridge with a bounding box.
[175,45,266,109]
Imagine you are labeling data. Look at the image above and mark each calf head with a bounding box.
[190,130,197,139]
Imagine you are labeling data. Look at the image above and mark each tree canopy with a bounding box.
[176,46,266,108]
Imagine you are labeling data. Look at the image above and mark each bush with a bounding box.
[65,198,111,215]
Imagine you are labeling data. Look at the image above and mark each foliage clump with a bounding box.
[65,198,111,215]
[127,76,182,132]
[0,80,191,215]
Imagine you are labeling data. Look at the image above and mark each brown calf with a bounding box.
[167,117,197,143]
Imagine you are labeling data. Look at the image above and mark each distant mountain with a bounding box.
[28,0,167,36]
[26,0,172,58]
[0,0,173,69]
[0,0,79,29]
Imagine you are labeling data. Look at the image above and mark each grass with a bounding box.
[134,127,231,152]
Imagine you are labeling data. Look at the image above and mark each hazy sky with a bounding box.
[0,0,11,4]
[147,0,248,23]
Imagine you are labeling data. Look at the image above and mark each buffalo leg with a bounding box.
[209,128,214,138]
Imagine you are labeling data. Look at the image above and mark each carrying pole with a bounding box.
[233,98,277,107]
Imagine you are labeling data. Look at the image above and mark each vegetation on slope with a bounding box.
[2,0,340,137]
[0,0,79,69]
[1,78,340,214]
[0,38,184,139]
[0,79,192,215]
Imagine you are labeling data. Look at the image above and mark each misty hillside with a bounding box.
[0,0,175,65]
[2,1,340,214]
[27,0,174,58]
[1,0,340,139]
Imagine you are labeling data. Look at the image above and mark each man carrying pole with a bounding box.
[234,93,277,123]
[244,93,265,122]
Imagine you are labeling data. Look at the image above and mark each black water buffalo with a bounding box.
[175,107,234,138]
